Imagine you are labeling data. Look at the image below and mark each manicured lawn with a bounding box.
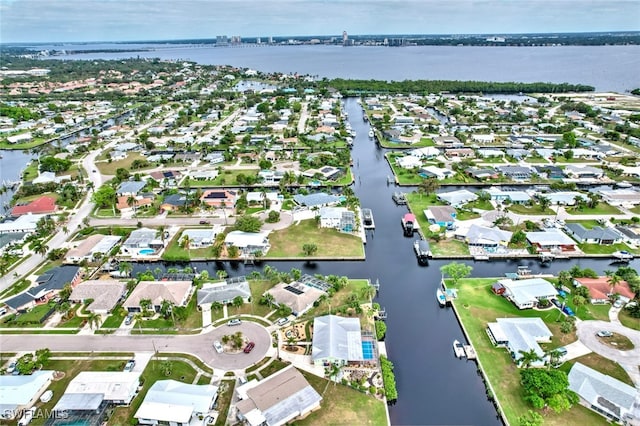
[299,279,372,324]
[211,168,259,186]
[430,239,470,256]
[296,370,387,426]
[630,205,640,215]
[0,279,31,298]
[455,210,480,220]
[578,242,640,255]
[214,379,236,426]
[566,202,622,216]
[223,279,276,318]
[463,199,494,211]
[135,293,202,332]
[405,192,446,233]
[258,359,290,377]
[109,359,198,425]
[450,278,607,426]
[507,204,555,215]
[618,309,640,331]
[101,307,127,328]
[565,219,601,229]
[22,160,39,181]
[2,303,54,327]
[476,156,507,164]
[161,232,214,261]
[560,352,634,386]
[266,219,364,258]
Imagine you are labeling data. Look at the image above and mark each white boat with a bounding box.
[615,181,632,188]
[612,250,634,261]
[436,288,446,306]
[453,340,465,358]
[362,208,375,229]
[368,130,374,139]
[392,192,407,205]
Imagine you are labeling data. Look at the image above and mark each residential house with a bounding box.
[293,193,341,208]
[0,213,46,234]
[32,171,71,185]
[159,193,187,212]
[123,280,192,313]
[395,155,422,169]
[526,229,577,253]
[437,189,478,207]
[572,277,635,304]
[472,134,495,144]
[535,165,565,180]
[477,149,504,158]
[466,167,499,180]
[495,165,533,180]
[542,191,586,206]
[564,224,622,245]
[69,280,127,314]
[116,181,146,197]
[499,278,558,309]
[258,169,285,184]
[246,191,280,206]
[149,170,182,187]
[486,187,531,204]
[318,207,356,232]
[0,371,54,420]
[564,165,604,180]
[190,170,218,181]
[235,366,322,426]
[135,380,218,426]
[4,265,82,311]
[614,225,640,246]
[409,147,440,159]
[460,224,512,249]
[65,235,122,263]
[121,228,161,253]
[445,148,475,158]
[265,275,329,316]
[597,188,640,207]
[312,315,373,367]
[197,276,251,308]
[225,230,271,256]
[506,148,530,160]
[433,136,463,147]
[200,189,237,208]
[424,206,457,228]
[568,363,638,424]
[180,228,220,248]
[419,166,454,180]
[10,195,57,217]
[486,318,552,367]
[302,166,343,181]
[205,152,225,164]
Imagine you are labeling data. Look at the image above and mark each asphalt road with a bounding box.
[0,322,271,371]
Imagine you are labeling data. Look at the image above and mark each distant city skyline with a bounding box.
[1,0,639,44]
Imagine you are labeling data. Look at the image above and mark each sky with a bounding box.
[1,0,639,43]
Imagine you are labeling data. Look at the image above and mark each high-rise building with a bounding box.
[216,35,228,46]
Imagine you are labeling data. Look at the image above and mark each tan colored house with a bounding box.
[123,281,192,313]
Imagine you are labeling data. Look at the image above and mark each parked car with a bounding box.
[18,408,35,426]
[227,318,242,326]
[562,306,575,316]
[556,346,568,357]
[124,314,134,326]
[613,299,624,308]
[551,299,562,308]
[213,340,223,354]
[597,330,613,337]
[6,361,16,374]
[275,317,290,326]
[244,342,255,353]
[124,360,136,372]
[199,220,210,225]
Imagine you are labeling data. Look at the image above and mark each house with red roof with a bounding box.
[10,195,57,217]
[572,277,635,304]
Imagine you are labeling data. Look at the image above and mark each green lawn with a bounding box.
[463,199,494,211]
[266,219,364,258]
[450,278,609,426]
[161,231,215,261]
[95,152,153,175]
[2,303,54,327]
[214,379,236,426]
[565,219,601,229]
[405,192,447,234]
[559,352,633,386]
[566,202,622,216]
[455,210,480,220]
[296,370,387,426]
[578,242,640,255]
[507,204,555,215]
[101,308,127,328]
[22,160,39,181]
[619,309,640,331]
[430,239,470,256]
[211,169,259,186]
[109,359,198,425]
[630,205,640,215]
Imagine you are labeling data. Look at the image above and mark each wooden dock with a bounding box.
[463,345,477,360]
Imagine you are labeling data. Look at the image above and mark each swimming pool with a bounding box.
[362,340,375,360]
[138,248,155,255]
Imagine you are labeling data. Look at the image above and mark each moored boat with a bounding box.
[392,192,407,205]
[362,208,375,229]
[453,340,465,358]
[436,288,446,306]
[401,213,418,237]
[612,250,634,261]
[368,129,374,139]
[414,239,431,263]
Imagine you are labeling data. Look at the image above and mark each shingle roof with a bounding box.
[197,277,251,305]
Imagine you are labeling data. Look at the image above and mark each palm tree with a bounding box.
[360,284,376,302]
[216,269,228,280]
[262,292,275,308]
[139,298,152,313]
[286,335,297,350]
[87,312,102,330]
[32,240,47,256]
[180,234,191,256]
[546,349,564,368]
[133,312,144,334]
[538,196,551,212]
[518,349,541,368]
[119,262,133,278]
[127,195,137,216]
[587,192,601,209]
[606,270,622,293]
[260,188,268,210]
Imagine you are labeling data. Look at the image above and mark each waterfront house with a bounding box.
[265,278,326,317]
[312,315,371,367]
[495,165,533,181]
[301,166,343,181]
[135,380,218,426]
[542,191,586,206]
[395,155,422,169]
[121,228,160,252]
[614,225,640,246]
[180,228,221,249]
[466,167,499,180]
[205,151,225,164]
[235,366,322,426]
[572,277,635,305]
[65,235,122,263]
[423,206,456,229]
[293,193,341,208]
[460,224,512,249]
[0,213,46,234]
[433,136,463,147]
[149,170,182,187]
[472,134,495,144]
[564,224,622,245]
[486,317,552,368]
[409,146,440,159]
[568,363,637,424]
[419,166,454,180]
[437,189,478,207]
[224,230,271,256]
[597,188,640,207]
[200,189,237,208]
[123,280,192,313]
[534,165,565,180]
[190,170,219,181]
[486,187,531,204]
[0,370,54,420]
[10,195,57,217]
[499,278,558,309]
[477,148,504,158]
[445,148,475,158]
[4,265,82,312]
[318,207,356,232]
[69,280,127,314]
[526,229,577,253]
[564,165,604,180]
[197,276,251,309]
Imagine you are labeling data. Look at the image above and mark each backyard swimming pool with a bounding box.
[362,340,375,360]
[138,248,155,255]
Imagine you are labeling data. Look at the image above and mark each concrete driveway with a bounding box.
[0,321,271,372]
[576,320,640,386]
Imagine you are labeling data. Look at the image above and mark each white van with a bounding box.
[0,307,7,316]
[18,408,35,426]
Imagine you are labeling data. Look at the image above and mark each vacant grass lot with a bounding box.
[296,371,387,426]
[266,219,364,258]
[578,242,640,255]
[507,204,555,215]
[566,202,622,215]
[450,278,609,426]
[95,152,152,175]
[430,239,470,256]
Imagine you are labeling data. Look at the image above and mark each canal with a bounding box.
[129,97,639,425]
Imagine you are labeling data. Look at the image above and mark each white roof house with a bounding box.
[499,278,558,309]
[312,315,364,366]
[0,213,46,234]
[568,362,638,424]
[53,371,141,412]
[181,228,217,248]
[395,155,422,169]
[0,370,54,419]
[409,147,440,158]
[197,276,251,306]
[461,224,512,247]
[122,228,158,250]
[135,380,218,426]
[486,318,552,367]
[420,165,455,180]
[225,230,271,256]
[437,189,478,207]
[65,234,122,263]
[235,366,322,426]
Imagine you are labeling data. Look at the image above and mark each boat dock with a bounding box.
[463,345,477,360]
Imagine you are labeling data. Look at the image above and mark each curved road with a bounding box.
[0,322,271,371]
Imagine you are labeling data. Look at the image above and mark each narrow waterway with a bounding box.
[129,98,640,425]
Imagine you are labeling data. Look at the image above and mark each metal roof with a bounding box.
[312,315,363,362]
